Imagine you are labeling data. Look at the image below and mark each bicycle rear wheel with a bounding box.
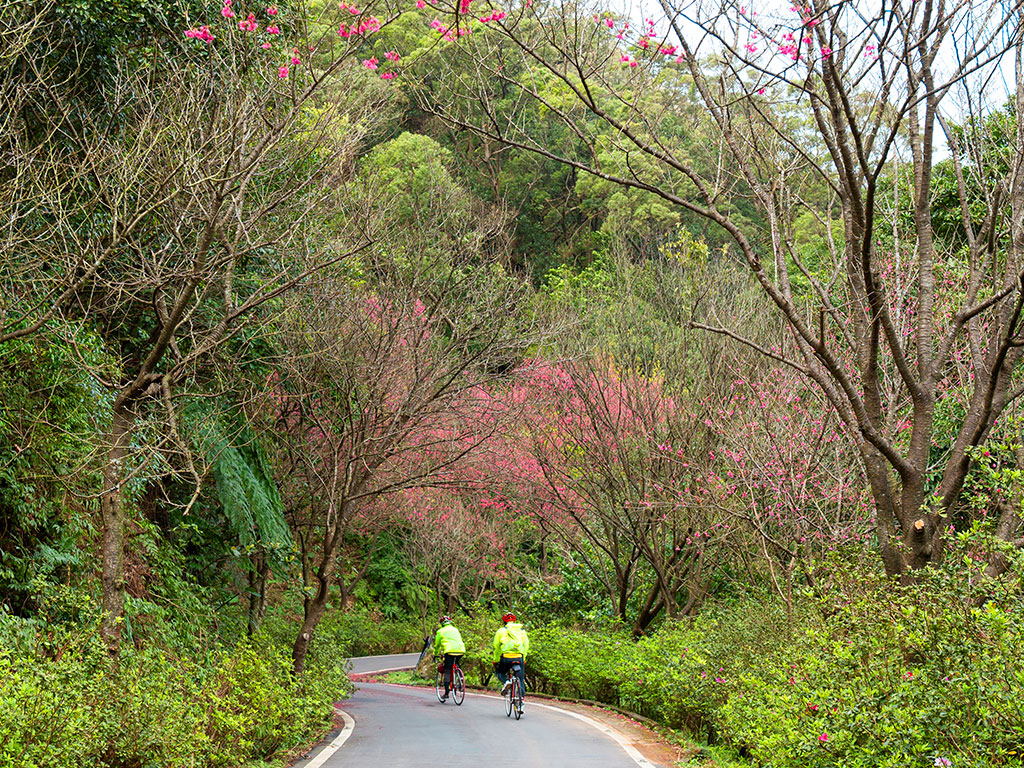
[513,678,523,720]
[452,667,465,705]
[435,667,446,703]
[504,680,513,717]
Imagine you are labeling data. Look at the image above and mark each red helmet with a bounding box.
[502,612,516,623]
[440,615,453,625]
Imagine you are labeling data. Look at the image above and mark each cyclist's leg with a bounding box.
[495,657,512,688]
[449,654,464,693]
[442,654,456,694]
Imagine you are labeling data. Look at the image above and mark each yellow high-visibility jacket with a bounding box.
[492,622,529,662]
[433,624,466,656]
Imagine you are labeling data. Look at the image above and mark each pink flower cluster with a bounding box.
[221,0,235,18]
[338,15,381,36]
[239,12,258,31]
[479,10,506,22]
[184,25,214,42]
[429,18,470,40]
[363,56,379,69]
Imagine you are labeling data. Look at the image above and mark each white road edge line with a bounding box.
[525,699,658,768]
[305,663,416,767]
[305,707,355,768]
[423,685,658,768]
[332,680,659,768]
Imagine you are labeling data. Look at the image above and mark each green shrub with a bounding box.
[0,614,352,768]
[510,531,1024,768]
[718,535,1024,768]
[312,609,421,657]
[529,623,630,701]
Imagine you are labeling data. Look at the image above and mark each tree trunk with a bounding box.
[100,403,136,652]
[292,584,329,676]
[292,544,339,675]
[247,552,270,637]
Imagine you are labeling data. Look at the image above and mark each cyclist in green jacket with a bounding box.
[433,615,465,702]
[492,612,529,697]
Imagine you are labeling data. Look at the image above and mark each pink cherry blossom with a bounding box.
[363,56,379,69]
[278,65,289,78]
[261,41,272,48]
[184,25,215,42]
[267,24,281,33]
[267,5,278,14]
[385,50,400,61]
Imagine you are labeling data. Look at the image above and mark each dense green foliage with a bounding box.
[5,0,1024,764]
[0,613,351,768]
[521,533,1024,767]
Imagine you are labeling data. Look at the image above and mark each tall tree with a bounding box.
[5,0,406,649]
[420,0,1024,578]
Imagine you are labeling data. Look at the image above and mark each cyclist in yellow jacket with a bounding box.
[492,612,529,697]
[432,615,465,702]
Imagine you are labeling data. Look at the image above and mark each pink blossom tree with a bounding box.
[479,357,731,634]
[263,227,534,673]
[419,0,1024,578]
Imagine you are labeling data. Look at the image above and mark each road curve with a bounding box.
[292,653,660,768]
[316,682,654,768]
[346,652,421,676]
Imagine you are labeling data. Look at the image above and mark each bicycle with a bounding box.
[503,659,524,719]
[435,656,465,705]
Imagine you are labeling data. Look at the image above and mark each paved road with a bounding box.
[324,682,650,767]
[294,653,655,768]
[347,652,421,675]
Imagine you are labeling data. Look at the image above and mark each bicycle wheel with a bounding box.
[452,667,465,706]
[435,667,446,703]
[504,679,513,717]
[513,678,523,720]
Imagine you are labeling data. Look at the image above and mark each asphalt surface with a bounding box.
[294,654,652,768]
[346,652,422,676]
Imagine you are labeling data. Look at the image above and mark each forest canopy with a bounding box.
[2,0,1023,765]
